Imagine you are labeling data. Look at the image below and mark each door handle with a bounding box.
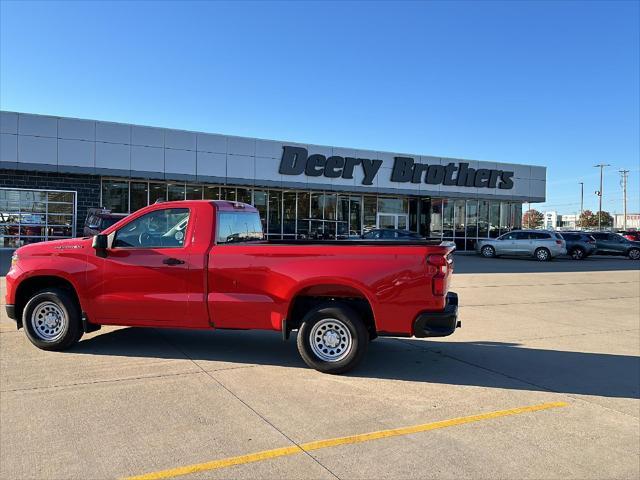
[163,257,185,265]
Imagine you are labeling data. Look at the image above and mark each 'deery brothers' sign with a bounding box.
[279,146,514,189]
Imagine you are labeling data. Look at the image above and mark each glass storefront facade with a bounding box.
[0,188,76,248]
[100,178,523,249]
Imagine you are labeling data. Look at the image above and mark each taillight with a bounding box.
[555,240,563,245]
[427,255,450,296]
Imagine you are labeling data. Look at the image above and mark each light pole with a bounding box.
[620,170,629,231]
[579,182,584,214]
[594,164,610,231]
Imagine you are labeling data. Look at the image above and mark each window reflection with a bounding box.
[96,180,525,250]
[0,188,76,247]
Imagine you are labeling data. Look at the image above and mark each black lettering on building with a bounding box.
[279,146,515,190]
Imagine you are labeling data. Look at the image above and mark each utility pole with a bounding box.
[594,164,610,231]
[620,169,629,231]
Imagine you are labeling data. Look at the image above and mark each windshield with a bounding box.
[216,212,264,244]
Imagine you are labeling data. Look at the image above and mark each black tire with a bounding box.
[22,288,82,351]
[628,248,640,260]
[570,247,586,260]
[481,245,496,258]
[534,247,551,262]
[296,302,369,374]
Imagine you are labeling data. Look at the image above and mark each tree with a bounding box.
[577,210,613,229]
[596,210,613,228]
[577,210,597,228]
[522,209,544,229]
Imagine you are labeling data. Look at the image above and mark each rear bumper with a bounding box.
[413,292,460,338]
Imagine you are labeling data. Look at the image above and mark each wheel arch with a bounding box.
[14,275,81,328]
[285,281,377,340]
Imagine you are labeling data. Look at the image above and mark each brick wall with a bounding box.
[0,169,101,236]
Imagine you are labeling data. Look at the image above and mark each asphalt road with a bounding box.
[1,255,639,480]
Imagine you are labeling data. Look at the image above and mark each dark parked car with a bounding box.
[560,232,597,260]
[362,229,423,240]
[589,232,640,260]
[83,208,127,236]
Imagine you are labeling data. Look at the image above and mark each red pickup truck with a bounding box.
[5,200,459,373]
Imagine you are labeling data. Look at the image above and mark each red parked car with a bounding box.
[621,231,640,242]
[5,200,459,373]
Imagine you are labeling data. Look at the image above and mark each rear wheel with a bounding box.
[628,248,640,260]
[22,289,82,351]
[570,247,585,260]
[535,247,551,262]
[481,245,496,258]
[297,303,368,374]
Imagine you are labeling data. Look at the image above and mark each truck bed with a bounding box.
[266,238,449,246]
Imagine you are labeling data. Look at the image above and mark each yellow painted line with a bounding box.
[123,401,568,480]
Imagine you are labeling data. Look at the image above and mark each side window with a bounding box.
[114,208,190,248]
[382,230,397,239]
[531,232,551,239]
[501,232,516,240]
[216,212,264,244]
[513,232,529,240]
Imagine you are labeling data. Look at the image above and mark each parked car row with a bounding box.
[477,230,640,261]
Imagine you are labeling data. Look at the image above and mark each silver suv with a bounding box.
[477,230,567,261]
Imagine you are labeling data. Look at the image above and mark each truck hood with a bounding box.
[16,237,92,257]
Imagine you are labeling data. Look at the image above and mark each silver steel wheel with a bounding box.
[309,318,353,362]
[481,246,494,258]
[536,248,550,261]
[30,301,66,341]
[629,249,640,260]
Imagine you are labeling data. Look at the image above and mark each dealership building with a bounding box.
[0,111,546,251]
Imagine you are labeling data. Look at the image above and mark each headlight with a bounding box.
[10,252,19,267]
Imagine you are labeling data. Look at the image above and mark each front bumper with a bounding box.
[413,292,460,338]
[5,305,16,321]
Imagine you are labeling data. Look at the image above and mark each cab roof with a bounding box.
[147,199,258,213]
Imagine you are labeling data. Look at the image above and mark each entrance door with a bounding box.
[377,214,409,230]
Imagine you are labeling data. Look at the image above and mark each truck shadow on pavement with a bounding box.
[71,328,640,400]
[453,254,640,274]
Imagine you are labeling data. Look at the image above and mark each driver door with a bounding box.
[92,207,193,324]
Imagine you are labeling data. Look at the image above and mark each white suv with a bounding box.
[476,230,567,261]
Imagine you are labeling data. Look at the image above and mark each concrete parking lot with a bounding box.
[1,255,639,480]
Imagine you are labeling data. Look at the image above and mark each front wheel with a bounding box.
[22,288,82,351]
[297,303,369,374]
[628,248,640,260]
[481,245,496,258]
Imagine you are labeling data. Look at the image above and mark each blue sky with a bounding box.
[1,0,638,215]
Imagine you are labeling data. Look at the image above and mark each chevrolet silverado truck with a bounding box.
[5,200,459,373]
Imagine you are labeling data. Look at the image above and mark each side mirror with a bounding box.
[92,234,109,257]
[92,234,108,249]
